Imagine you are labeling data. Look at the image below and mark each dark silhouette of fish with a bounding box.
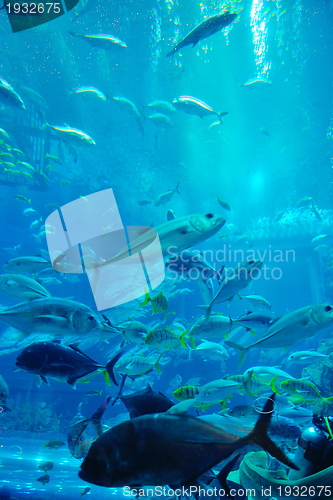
[79,395,297,487]
[167,12,237,57]
[119,384,174,418]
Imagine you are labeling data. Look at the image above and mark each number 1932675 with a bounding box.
[6,3,61,14]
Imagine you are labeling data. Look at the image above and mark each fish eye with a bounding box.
[205,213,214,219]
[325,305,332,311]
[88,315,95,321]
[180,229,188,234]
[248,260,254,264]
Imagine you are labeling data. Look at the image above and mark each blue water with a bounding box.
[0,0,333,498]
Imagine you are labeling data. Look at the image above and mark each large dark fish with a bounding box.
[119,385,174,418]
[167,12,237,57]
[79,395,297,487]
[16,341,116,387]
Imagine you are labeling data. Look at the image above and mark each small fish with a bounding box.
[148,113,173,129]
[146,100,176,115]
[60,180,70,185]
[238,294,271,309]
[243,77,272,86]
[260,127,270,136]
[73,86,107,101]
[173,385,201,401]
[115,353,163,377]
[0,127,9,138]
[216,197,230,211]
[69,32,127,50]
[37,461,54,473]
[80,487,91,497]
[44,153,62,164]
[42,122,96,146]
[166,12,237,57]
[36,474,50,485]
[155,182,180,206]
[42,440,66,450]
[173,96,228,124]
[311,234,329,244]
[287,350,330,363]
[144,327,183,349]
[296,196,313,207]
[280,379,333,406]
[13,194,31,203]
[138,200,151,206]
[140,291,168,314]
[3,256,49,274]
[86,390,103,396]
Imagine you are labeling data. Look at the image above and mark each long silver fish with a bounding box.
[69,32,127,50]
[0,297,102,338]
[173,96,228,124]
[167,12,237,57]
[201,260,263,320]
[0,78,25,110]
[0,274,51,301]
[226,304,333,367]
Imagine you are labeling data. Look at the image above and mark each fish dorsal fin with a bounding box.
[68,343,98,364]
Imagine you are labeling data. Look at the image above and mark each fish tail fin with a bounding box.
[89,396,111,437]
[111,374,127,407]
[247,394,298,470]
[155,353,163,373]
[68,30,78,37]
[105,350,124,386]
[217,111,228,124]
[166,47,176,57]
[270,374,281,395]
[42,442,47,448]
[140,292,150,308]
[216,455,240,500]
[179,330,188,349]
[197,303,213,322]
[224,341,248,368]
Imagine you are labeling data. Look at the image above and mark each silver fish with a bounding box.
[0,297,102,337]
[155,182,180,206]
[226,304,333,367]
[0,273,51,301]
[167,12,237,57]
[3,256,50,274]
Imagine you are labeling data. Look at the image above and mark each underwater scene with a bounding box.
[1,0,333,498]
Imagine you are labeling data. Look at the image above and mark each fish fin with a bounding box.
[68,343,98,364]
[155,353,163,373]
[249,329,257,335]
[216,455,240,500]
[180,330,189,349]
[102,370,111,386]
[166,399,194,414]
[190,337,197,349]
[224,341,248,368]
[217,111,228,124]
[35,315,69,326]
[67,377,77,388]
[90,396,111,436]
[270,374,281,395]
[105,350,125,386]
[140,292,150,308]
[176,181,180,194]
[40,375,49,385]
[246,394,298,470]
